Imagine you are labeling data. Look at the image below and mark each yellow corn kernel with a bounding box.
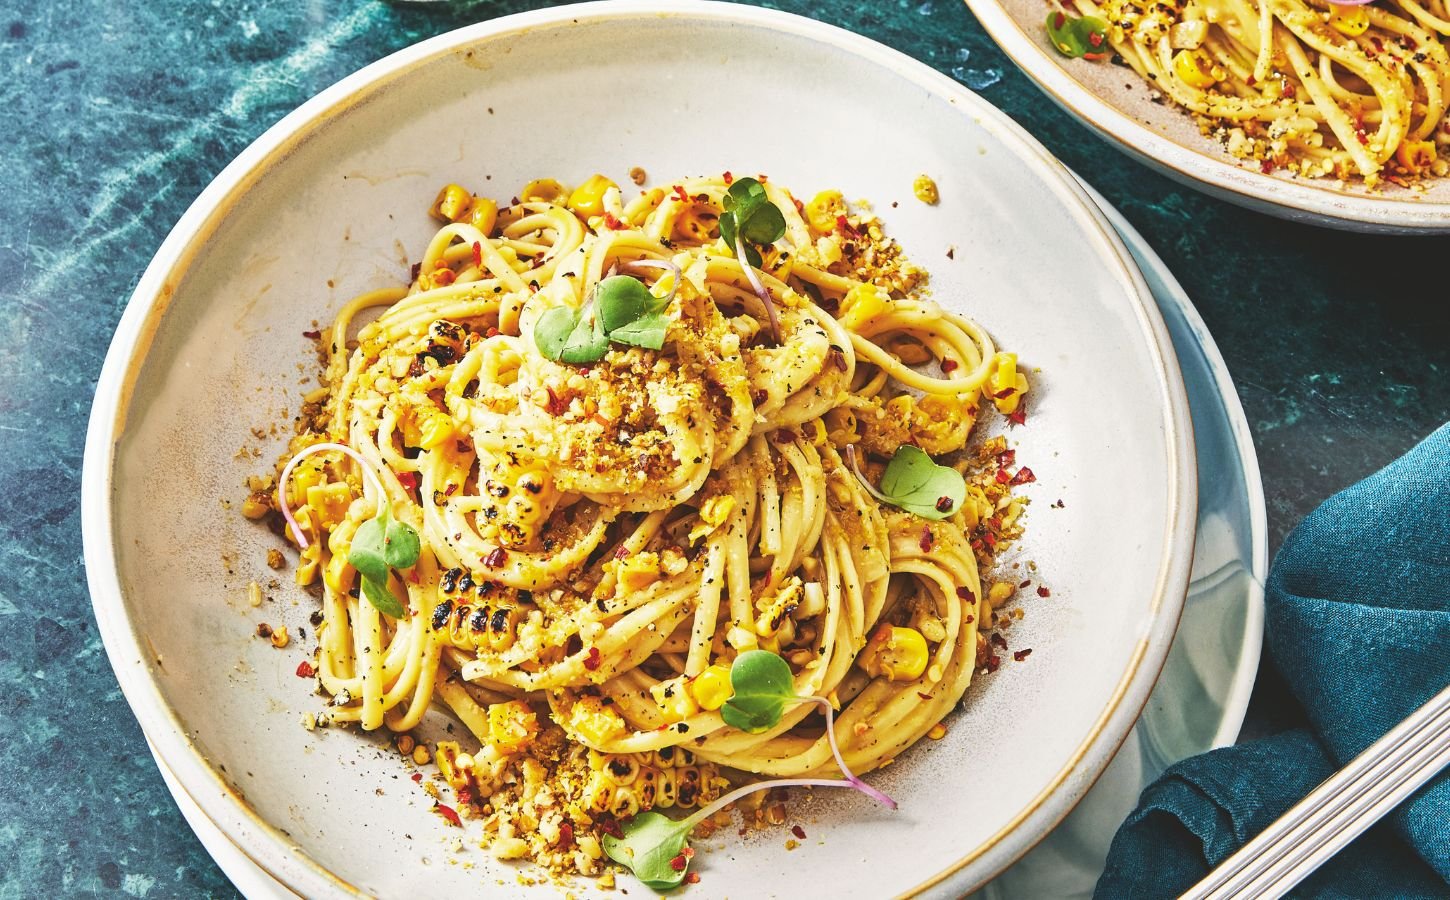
[885,394,915,420]
[434,740,466,787]
[1329,4,1369,36]
[1172,50,1221,89]
[305,482,353,531]
[913,174,940,205]
[989,352,1030,414]
[649,676,700,723]
[469,196,499,236]
[568,695,626,745]
[858,624,929,682]
[416,407,455,450]
[1396,140,1437,174]
[689,665,733,711]
[430,183,473,223]
[240,492,270,519]
[927,722,948,740]
[486,700,539,754]
[521,178,567,203]
[616,552,662,593]
[689,495,736,543]
[269,626,289,649]
[805,190,846,233]
[567,174,618,218]
[987,581,1015,608]
[839,283,890,330]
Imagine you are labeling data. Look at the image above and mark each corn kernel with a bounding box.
[858,624,929,682]
[1329,4,1369,36]
[1396,140,1437,174]
[396,734,416,755]
[927,722,948,740]
[690,665,734,711]
[689,495,736,543]
[430,183,473,223]
[521,178,567,203]
[487,700,539,754]
[568,695,625,745]
[808,418,829,447]
[839,283,890,331]
[240,493,270,519]
[269,626,289,649]
[1172,50,1221,89]
[415,408,455,450]
[913,174,940,205]
[412,745,431,765]
[989,352,1030,414]
[616,552,662,593]
[305,482,353,531]
[650,676,700,723]
[987,582,1015,607]
[805,190,846,233]
[567,174,618,218]
[469,196,498,236]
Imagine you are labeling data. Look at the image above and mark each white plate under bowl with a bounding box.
[82,3,1195,897]
[963,0,1450,232]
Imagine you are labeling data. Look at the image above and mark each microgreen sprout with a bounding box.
[534,263,679,364]
[603,650,895,890]
[845,444,966,521]
[718,177,786,343]
[276,442,420,617]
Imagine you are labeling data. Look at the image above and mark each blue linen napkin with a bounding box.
[1096,423,1450,899]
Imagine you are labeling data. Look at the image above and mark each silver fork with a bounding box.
[1181,681,1450,900]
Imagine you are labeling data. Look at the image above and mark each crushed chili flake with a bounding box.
[1013,648,1034,662]
[995,468,1013,484]
[603,212,625,230]
[672,184,690,204]
[483,547,507,569]
[752,389,769,406]
[410,262,421,281]
[557,822,575,849]
[982,532,997,548]
[990,632,1008,649]
[1037,585,1051,598]
[791,825,807,840]
[685,873,701,885]
[830,346,849,371]
[985,653,1002,673]
[295,660,316,678]
[996,448,1016,467]
[835,214,859,239]
[613,545,631,560]
[670,854,689,872]
[1007,404,1028,427]
[993,387,1016,400]
[584,647,602,671]
[301,329,321,339]
[722,170,734,184]
[965,614,975,623]
[435,804,462,827]
[471,241,482,268]
[793,197,806,216]
[544,387,569,417]
[957,586,976,602]
[1019,579,1032,588]
[1011,466,1037,485]
[917,691,933,701]
[396,471,419,493]
[600,817,624,839]
[919,527,933,552]
[935,495,954,512]
[410,772,423,782]
[942,358,958,373]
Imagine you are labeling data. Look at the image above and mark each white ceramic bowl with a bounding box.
[82,3,1196,897]
[964,0,1450,232]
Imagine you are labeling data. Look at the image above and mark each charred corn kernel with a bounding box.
[430,183,473,223]
[1172,50,1221,89]
[690,665,733,711]
[396,734,416,755]
[858,624,929,682]
[616,552,662,593]
[567,174,618,218]
[805,190,846,233]
[1396,140,1437,173]
[839,283,890,330]
[649,677,700,723]
[989,352,1030,414]
[689,495,736,543]
[913,174,940,205]
[240,493,270,519]
[521,178,567,202]
[987,581,1015,607]
[927,722,948,740]
[469,196,498,235]
[755,576,805,638]
[1329,4,1369,35]
[486,700,539,754]
[568,695,625,745]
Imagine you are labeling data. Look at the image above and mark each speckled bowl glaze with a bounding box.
[82,3,1196,897]
[965,0,1450,232]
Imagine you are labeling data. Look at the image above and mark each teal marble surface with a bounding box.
[0,0,1446,896]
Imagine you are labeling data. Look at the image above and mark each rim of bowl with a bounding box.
[964,0,1450,233]
[80,3,1198,896]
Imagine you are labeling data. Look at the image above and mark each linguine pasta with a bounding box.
[251,172,1033,878]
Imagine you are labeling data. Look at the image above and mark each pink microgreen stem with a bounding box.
[276,442,387,550]
[734,233,783,343]
[623,257,682,307]
[845,445,894,507]
[802,695,898,809]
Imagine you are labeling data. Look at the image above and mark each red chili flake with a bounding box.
[942,359,958,373]
[1246,74,1257,86]
[600,817,624,839]
[996,448,1016,468]
[991,632,1008,649]
[935,496,954,512]
[1011,467,1037,485]
[603,212,625,230]
[445,483,457,496]
[1088,30,1104,48]
[1260,160,1274,175]
[471,241,483,268]
[301,329,321,339]
[722,170,734,184]
[982,532,997,548]
[433,267,457,286]
[584,647,602,671]
[1370,36,1384,52]
[485,326,500,338]
[830,347,849,371]
[919,527,933,552]
[835,214,859,239]
[917,691,932,701]
[545,387,569,417]
[295,661,316,678]
[410,262,422,281]
[956,586,976,602]
[435,804,462,827]
[985,654,1001,673]
[1037,586,1052,597]
[483,547,507,569]
[670,854,689,872]
[557,822,575,849]
[456,787,474,806]
[993,387,1016,400]
[964,614,975,624]
[791,825,807,839]
[793,197,806,216]
[613,546,631,560]
[1052,11,1066,27]
[1007,404,1028,427]
[756,173,769,183]
[1013,648,1033,662]
[510,196,521,206]
[995,468,1013,484]
[672,184,690,204]
[396,471,419,493]
[411,772,423,783]
[1019,579,1032,588]
[752,389,769,406]
[685,873,701,885]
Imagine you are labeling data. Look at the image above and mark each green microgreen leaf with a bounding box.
[720,649,797,733]
[349,503,416,617]
[534,274,674,363]
[383,514,421,569]
[534,303,610,364]
[607,312,671,350]
[876,445,967,521]
[348,515,391,584]
[601,811,693,891]
[719,177,784,269]
[359,575,405,618]
[596,276,663,333]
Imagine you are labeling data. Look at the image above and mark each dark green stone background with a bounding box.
[0,0,1445,896]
